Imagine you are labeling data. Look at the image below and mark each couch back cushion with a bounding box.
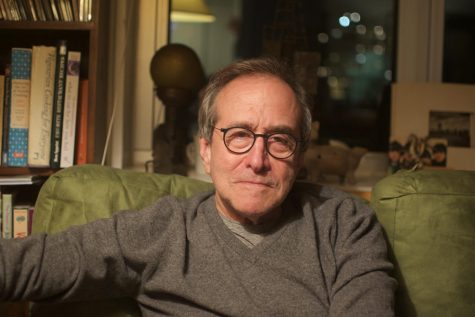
[371,169,475,317]
[33,164,214,235]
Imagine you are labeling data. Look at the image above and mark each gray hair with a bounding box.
[198,57,312,151]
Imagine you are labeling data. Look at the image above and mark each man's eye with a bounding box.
[233,132,251,138]
[228,129,252,139]
[270,135,291,145]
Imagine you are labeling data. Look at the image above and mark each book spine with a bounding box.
[75,79,88,165]
[0,74,4,164]
[50,40,67,168]
[1,193,12,239]
[28,45,56,167]
[60,50,81,168]
[13,205,29,239]
[41,0,53,21]
[2,65,11,165]
[7,48,32,167]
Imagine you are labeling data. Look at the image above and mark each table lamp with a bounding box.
[149,43,205,175]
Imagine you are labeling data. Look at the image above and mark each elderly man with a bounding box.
[0,58,395,316]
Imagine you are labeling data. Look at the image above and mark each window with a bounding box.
[170,0,396,151]
[443,0,475,84]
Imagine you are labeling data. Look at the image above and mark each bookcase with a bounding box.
[0,1,111,313]
[0,0,110,175]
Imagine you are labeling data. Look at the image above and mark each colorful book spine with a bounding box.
[28,45,57,167]
[1,193,13,239]
[50,40,68,168]
[75,79,89,165]
[7,48,32,167]
[60,50,81,168]
[13,205,30,239]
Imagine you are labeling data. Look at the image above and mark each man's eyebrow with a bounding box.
[224,122,253,129]
[224,122,294,133]
[222,122,297,136]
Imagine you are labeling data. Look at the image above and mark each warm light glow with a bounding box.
[171,0,216,23]
[350,12,361,23]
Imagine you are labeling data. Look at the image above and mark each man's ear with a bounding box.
[199,137,211,175]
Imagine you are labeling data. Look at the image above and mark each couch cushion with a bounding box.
[33,164,214,235]
[371,169,475,317]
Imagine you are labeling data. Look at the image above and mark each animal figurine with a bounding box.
[304,144,367,184]
[303,121,367,184]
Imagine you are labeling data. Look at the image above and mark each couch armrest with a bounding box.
[371,169,475,316]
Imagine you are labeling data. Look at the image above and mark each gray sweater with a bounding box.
[0,186,396,316]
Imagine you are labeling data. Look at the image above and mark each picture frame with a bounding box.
[391,83,475,170]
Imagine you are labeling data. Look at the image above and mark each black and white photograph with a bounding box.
[429,111,472,147]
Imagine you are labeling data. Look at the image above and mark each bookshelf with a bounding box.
[0,1,111,312]
[0,0,111,175]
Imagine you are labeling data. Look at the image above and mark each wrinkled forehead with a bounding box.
[213,74,301,131]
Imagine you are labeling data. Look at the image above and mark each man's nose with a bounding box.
[246,136,270,172]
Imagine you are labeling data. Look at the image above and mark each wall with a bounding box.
[106,0,169,169]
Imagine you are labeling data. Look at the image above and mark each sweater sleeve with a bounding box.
[0,213,141,302]
[328,197,397,317]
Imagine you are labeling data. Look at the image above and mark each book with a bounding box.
[1,193,12,239]
[50,0,60,21]
[0,1,7,20]
[0,74,4,162]
[13,205,30,238]
[60,50,81,168]
[50,40,68,168]
[41,0,53,21]
[0,174,41,185]
[2,64,11,165]
[33,0,47,21]
[70,0,79,21]
[28,45,56,167]
[7,48,32,167]
[75,79,88,165]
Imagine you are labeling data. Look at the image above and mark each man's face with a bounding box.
[199,75,303,224]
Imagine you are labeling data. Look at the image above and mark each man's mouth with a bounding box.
[235,179,275,188]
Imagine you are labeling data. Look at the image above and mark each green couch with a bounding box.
[19,165,475,316]
[371,169,475,317]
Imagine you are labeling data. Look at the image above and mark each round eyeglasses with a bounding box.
[213,126,300,159]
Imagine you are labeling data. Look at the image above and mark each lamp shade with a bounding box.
[171,0,215,23]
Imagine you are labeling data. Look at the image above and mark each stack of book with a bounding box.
[0,0,94,22]
[0,40,89,168]
[0,191,34,239]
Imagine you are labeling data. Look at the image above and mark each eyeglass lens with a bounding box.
[223,127,297,158]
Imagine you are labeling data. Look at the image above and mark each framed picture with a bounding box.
[429,111,471,147]
[391,83,475,170]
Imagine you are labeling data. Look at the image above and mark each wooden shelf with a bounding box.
[0,20,95,30]
[0,167,58,177]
